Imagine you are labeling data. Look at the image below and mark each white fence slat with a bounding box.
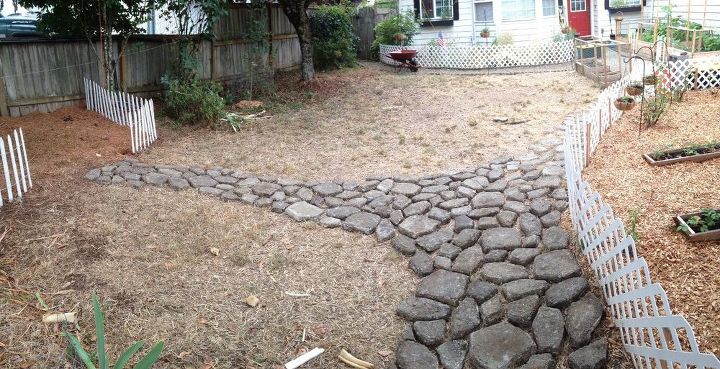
[13,130,27,192]
[6,134,21,198]
[19,128,31,188]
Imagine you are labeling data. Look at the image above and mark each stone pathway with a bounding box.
[85,130,608,369]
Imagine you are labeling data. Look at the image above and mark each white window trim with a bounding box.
[474,0,495,23]
[500,0,537,22]
[420,0,454,20]
[570,0,587,13]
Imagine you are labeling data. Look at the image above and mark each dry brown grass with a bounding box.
[0,184,414,368]
[583,89,720,355]
[142,64,598,181]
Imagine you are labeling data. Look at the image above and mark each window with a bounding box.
[501,0,535,20]
[475,1,494,22]
[542,0,555,16]
[609,0,640,9]
[570,0,586,12]
[421,0,454,19]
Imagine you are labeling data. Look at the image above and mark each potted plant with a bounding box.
[626,82,644,96]
[676,209,720,242]
[480,27,490,38]
[643,74,657,85]
[614,96,635,111]
[561,26,569,34]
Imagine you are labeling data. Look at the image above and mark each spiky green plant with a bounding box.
[65,294,164,369]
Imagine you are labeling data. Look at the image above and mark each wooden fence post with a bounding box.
[0,60,9,117]
[210,39,217,80]
[119,51,129,92]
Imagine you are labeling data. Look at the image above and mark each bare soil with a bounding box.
[143,64,598,181]
[583,89,720,354]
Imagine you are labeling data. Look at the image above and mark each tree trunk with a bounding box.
[280,0,314,81]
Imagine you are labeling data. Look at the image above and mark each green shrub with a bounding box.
[371,11,420,59]
[162,78,225,126]
[310,4,358,70]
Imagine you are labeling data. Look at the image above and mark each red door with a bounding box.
[567,0,591,36]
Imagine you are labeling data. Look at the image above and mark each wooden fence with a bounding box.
[0,5,302,118]
[352,7,395,60]
[0,128,32,207]
[84,78,157,153]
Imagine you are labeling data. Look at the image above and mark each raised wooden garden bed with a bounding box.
[643,144,720,166]
[675,209,720,242]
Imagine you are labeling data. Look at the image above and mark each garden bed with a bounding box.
[583,88,720,354]
[643,143,720,166]
[675,209,720,242]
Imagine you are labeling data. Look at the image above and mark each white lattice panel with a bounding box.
[379,40,573,70]
[563,72,720,368]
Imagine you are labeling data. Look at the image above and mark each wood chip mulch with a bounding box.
[583,89,720,355]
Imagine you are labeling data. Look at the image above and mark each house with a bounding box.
[397,0,719,46]
[398,0,564,45]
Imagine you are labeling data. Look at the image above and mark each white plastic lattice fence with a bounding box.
[0,128,32,208]
[84,78,158,153]
[563,60,720,368]
[664,56,720,91]
[379,40,574,69]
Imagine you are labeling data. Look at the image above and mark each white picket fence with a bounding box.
[0,128,32,207]
[83,78,158,153]
[379,40,574,69]
[563,59,720,368]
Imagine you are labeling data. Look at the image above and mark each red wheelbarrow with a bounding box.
[387,49,420,72]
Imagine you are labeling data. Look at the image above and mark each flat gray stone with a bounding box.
[434,255,452,270]
[392,182,422,196]
[542,226,570,250]
[463,176,489,190]
[481,228,522,252]
[532,250,581,282]
[438,243,462,260]
[428,207,451,223]
[451,246,484,275]
[439,198,469,210]
[484,249,508,262]
[214,175,238,184]
[85,169,101,180]
[342,212,382,235]
[501,279,549,301]
[168,177,190,190]
[545,277,589,308]
[519,353,556,369]
[413,319,446,347]
[326,206,360,219]
[376,219,396,241]
[529,198,551,216]
[319,215,341,228]
[533,306,565,354]
[452,229,481,249]
[392,235,417,256]
[436,340,467,369]
[396,340,439,369]
[416,229,453,252]
[476,217,500,230]
[480,295,505,325]
[404,201,432,216]
[468,322,537,369]
[312,182,342,196]
[448,297,480,339]
[566,294,604,347]
[376,178,394,193]
[540,211,562,227]
[471,192,505,208]
[416,269,469,306]
[453,215,474,233]
[284,201,324,221]
[518,213,542,236]
[198,186,224,196]
[507,294,541,327]
[466,280,497,304]
[508,248,541,266]
[496,210,517,227]
[399,215,441,239]
[410,250,434,277]
[568,339,607,369]
[252,181,281,196]
[534,176,562,189]
[396,297,451,321]
[143,172,169,186]
[480,262,529,284]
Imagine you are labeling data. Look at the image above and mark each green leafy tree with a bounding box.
[278,0,315,81]
[310,3,357,70]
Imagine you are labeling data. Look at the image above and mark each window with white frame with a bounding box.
[501,0,535,20]
[421,0,454,19]
[609,0,640,8]
[570,0,586,12]
[542,0,555,16]
[475,1,494,22]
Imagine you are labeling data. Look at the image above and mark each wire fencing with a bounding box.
[563,59,720,368]
[0,128,32,207]
[84,78,157,153]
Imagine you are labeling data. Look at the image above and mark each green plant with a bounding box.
[677,209,720,233]
[493,33,513,46]
[221,112,247,132]
[639,4,720,52]
[616,96,634,103]
[642,91,669,128]
[66,294,164,369]
[628,208,641,242]
[162,78,225,126]
[371,11,420,58]
[309,3,358,70]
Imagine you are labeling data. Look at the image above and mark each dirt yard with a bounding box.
[143,64,599,180]
[583,89,720,354]
[0,65,600,369]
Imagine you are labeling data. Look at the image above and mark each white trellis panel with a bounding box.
[379,40,574,70]
[84,78,158,153]
[0,128,32,207]
[562,60,720,369]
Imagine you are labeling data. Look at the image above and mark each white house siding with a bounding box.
[399,0,562,46]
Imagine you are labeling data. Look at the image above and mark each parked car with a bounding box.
[0,13,42,38]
